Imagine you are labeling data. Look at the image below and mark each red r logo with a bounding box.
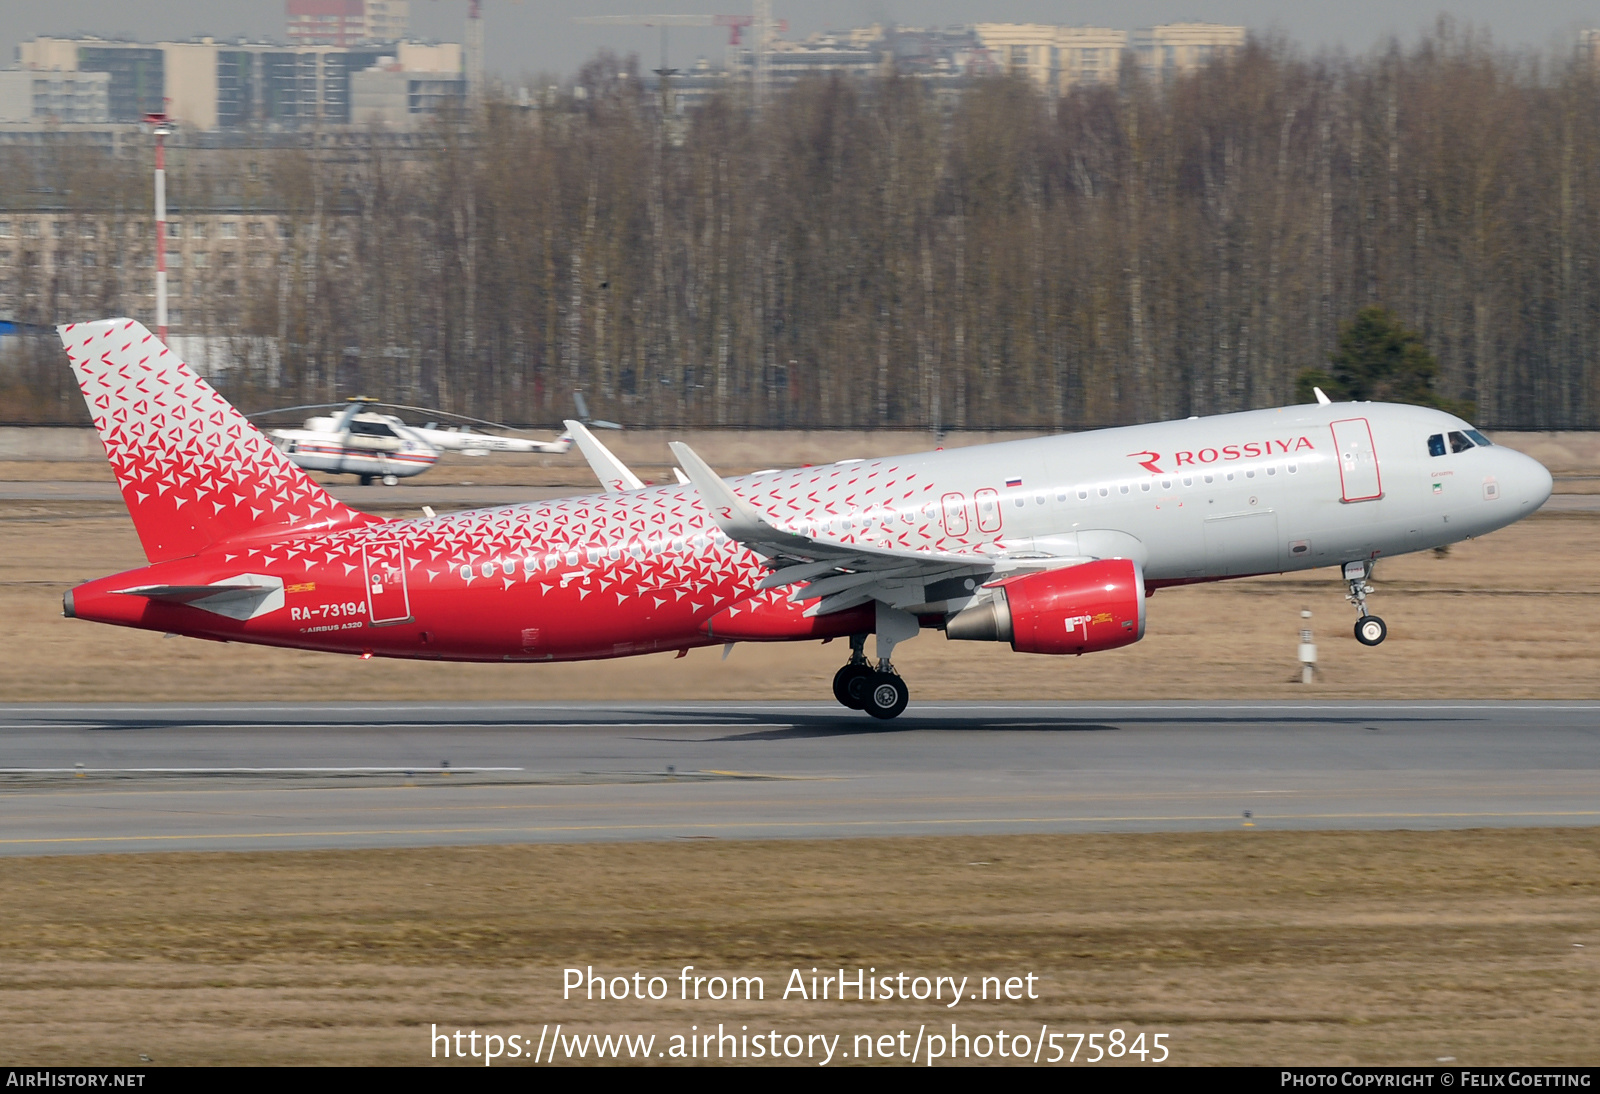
[1128,451,1162,474]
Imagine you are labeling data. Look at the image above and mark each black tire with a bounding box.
[359,475,373,487]
[863,672,909,720]
[832,663,874,710]
[1354,615,1388,646]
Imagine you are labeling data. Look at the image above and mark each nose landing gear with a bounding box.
[1344,560,1388,646]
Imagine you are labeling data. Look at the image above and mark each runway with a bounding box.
[1,701,1596,855]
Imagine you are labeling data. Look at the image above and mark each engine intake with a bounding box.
[945,558,1146,655]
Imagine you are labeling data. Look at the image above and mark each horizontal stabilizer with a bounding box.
[114,573,284,621]
[116,583,269,604]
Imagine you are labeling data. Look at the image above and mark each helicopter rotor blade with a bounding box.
[368,402,551,434]
[243,403,351,419]
[246,399,587,436]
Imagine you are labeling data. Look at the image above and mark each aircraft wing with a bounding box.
[565,419,643,492]
[670,441,1055,617]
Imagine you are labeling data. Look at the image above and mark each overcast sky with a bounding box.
[3,1,1595,83]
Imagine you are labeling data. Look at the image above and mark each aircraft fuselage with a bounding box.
[66,401,1551,663]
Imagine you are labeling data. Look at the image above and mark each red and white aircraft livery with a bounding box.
[60,319,1552,719]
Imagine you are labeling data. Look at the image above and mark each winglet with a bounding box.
[1314,386,1332,406]
[565,419,643,492]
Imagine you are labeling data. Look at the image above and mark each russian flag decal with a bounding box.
[1005,477,1023,488]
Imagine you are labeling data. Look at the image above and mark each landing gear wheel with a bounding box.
[382,474,400,486]
[359,474,373,486]
[1355,615,1388,646]
[832,663,874,710]
[863,672,909,720]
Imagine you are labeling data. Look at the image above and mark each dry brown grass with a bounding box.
[5,469,1598,1067]
[2,830,1597,1065]
[3,504,1597,703]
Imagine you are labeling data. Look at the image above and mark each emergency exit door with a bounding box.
[363,542,411,625]
[1330,418,1383,502]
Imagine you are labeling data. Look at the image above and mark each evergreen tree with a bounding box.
[1296,307,1473,417]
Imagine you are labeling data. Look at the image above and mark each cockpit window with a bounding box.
[1448,430,1474,453]
[348,419,398,438]
[1427,434,1446,457]
[1464,429,1492,447]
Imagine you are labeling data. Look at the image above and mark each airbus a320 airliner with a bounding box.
[59,319,1552,719]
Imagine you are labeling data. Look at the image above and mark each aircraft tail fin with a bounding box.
[59,318,378,563]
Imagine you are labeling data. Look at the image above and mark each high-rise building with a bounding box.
[1579,29,1600,65]
[351,57,466,127]
[972,25,1132,93]
[15,35,459,130]
[286,1,410,48]
[1130,24,1247,80]
[0,69,111,124]
[971,24,1059,90]
[1054,27,1128,90]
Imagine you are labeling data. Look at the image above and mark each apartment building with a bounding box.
[15,36,460,130]
[973,22,1243,92]
[1130,24,1248,80]
[971,24,1063,90]
[0,208,356,334]
[0,70,110,124]
[352,62,466,127]
[287,1,410,48]
[1055,26,1130,89]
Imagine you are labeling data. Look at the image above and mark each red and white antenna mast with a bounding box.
[143,111,175,342]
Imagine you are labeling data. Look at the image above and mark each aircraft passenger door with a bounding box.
[941,493,970,537]
[364,542,412,625]
[1330,418,1383,502]
[973,488,1003,533]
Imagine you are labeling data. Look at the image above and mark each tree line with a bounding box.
[3,26,1599,431]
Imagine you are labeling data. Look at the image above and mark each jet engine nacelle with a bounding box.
[945,558,1146,655]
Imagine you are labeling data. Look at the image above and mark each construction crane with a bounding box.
[435,0,523,106]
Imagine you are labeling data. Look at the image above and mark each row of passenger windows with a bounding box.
[1427,429,1491,457]
[1057,463,1300,504]
[458,453,1309,580]
[459,531,723,581]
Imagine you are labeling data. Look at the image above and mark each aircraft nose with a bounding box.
[1502,449,1553,511]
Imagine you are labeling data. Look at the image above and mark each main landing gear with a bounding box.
[1343,560,1388,646]
[831,631,911,720]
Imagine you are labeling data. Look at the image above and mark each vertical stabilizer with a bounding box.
[60,318,378,562]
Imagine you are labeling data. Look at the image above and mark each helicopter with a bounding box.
[256,395,619,486]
